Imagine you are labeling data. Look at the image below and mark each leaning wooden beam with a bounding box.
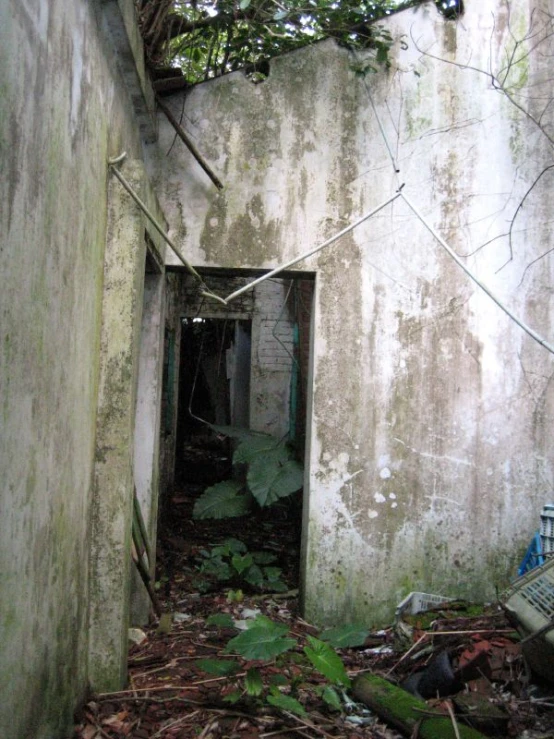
[131,539,162,617]
[133,488,152,566]
[156,95,224,191]
[352,675,487,739]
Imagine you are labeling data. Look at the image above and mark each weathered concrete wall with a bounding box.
[0,0,159,735]
[131,263,166,625]
[151,1,554,625]
[250,279,295,438]
[89,160,167,687]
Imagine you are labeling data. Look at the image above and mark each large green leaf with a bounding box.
[321,685,342,710]
[226,617,296,660]
[319,623,369,648]
[267,691,307,717]
[243,564,264,588]
[196,658,241,676]
[248,457,304,507]
[200,556,231,580]
[246,614,275,630]
[304,636,351,687]
[206,613,235,629]
[232,553,254,574]
[192,480,252,519]
[233,434,286,465]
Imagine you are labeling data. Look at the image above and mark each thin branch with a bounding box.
[445,700,462,739]
[505,164,554,273]
[518,246,554,288]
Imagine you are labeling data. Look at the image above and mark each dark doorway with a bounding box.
[158,273,314,608]
[175,317,251,487]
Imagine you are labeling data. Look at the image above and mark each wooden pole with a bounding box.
[156,95,224,190]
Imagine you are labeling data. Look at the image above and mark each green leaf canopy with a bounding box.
[138,1,458,85]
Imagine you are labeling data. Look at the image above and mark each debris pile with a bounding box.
[73,498,554,738]
[73,591,554,738]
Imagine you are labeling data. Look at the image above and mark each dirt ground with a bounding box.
[73,486,554,739]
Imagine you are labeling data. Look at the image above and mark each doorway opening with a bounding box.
[158,272,314,603]
[175,317,252,488]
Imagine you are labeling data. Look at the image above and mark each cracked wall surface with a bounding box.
[150,0,554,626]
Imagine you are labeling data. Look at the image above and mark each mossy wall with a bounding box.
[0,0,157,736]
[152,0,554,627]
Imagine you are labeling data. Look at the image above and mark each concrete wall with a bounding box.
[89,160,167,688]
[151,1,554,625]
[131,260,166,625]
[250,279,295,438]
[0,0,161,735]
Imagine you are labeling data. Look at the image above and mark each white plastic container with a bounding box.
[395,591,454,621]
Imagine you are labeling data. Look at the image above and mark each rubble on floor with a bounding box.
[72,494,554,738]
[73,590,554,738]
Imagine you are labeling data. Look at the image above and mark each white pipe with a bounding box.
[223,190,403,303]
[401,191,554,355]
[108,157,227,305]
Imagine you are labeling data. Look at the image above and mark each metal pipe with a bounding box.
[401,191,554,355]
[223,190,403,303]
[108,157,227,305]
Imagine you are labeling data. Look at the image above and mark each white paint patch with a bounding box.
[368,510,379,519]
[378,454,390,467]
[209,217,219,227]
[374,492,386,503]
[391,502,398,508]
[379,467,391,479]
[389,493,397,499]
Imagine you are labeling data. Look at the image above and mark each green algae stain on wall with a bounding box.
[201,192,281,266]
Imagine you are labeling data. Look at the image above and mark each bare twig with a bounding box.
[151,712,200,739]
[445,700,462,739]
[281,711,336,739]
[96,685,200,698]
[385,633,427,676]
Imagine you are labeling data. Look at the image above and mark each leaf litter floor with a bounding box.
[73,486,554,739]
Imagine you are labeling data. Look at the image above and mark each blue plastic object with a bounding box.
[518,531,545,576]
